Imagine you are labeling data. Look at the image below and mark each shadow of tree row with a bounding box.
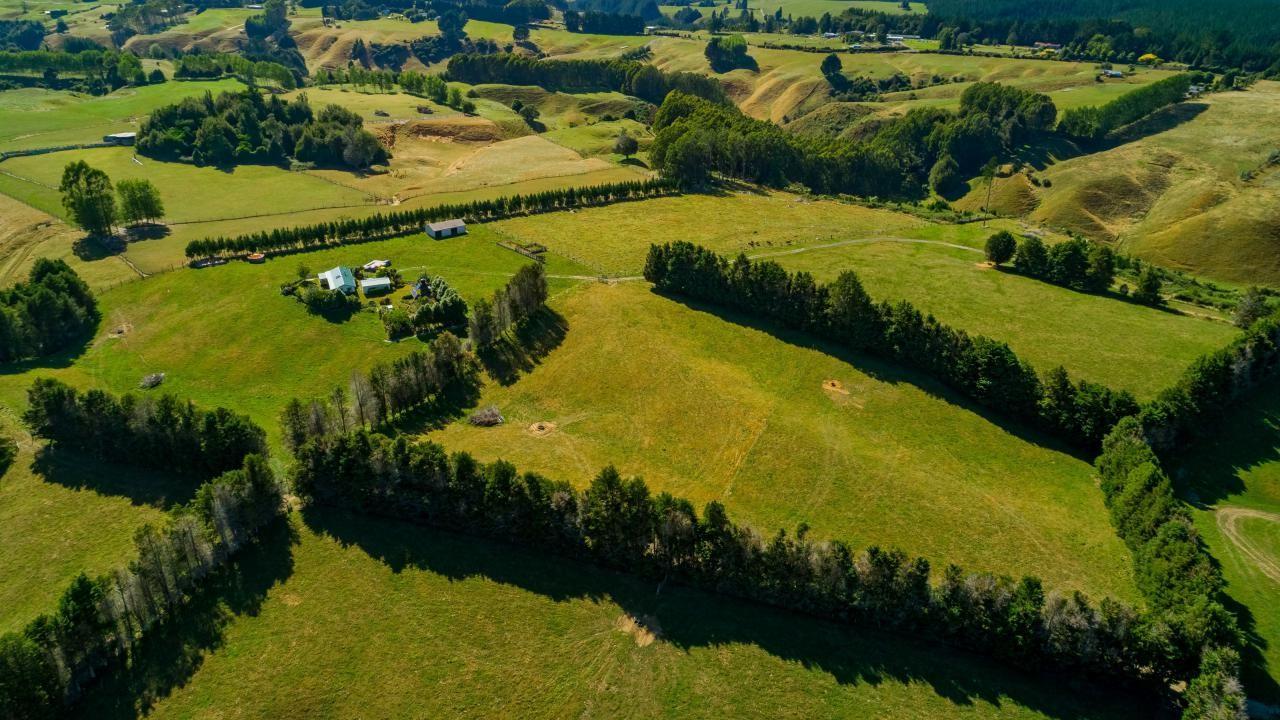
[72,521,298,720]
[298,506,1157,719]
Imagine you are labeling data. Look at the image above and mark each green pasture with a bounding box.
[0,227,593,446]
[71,512,1148,719]
[490,191,1234,398]
[0,416,174,633]
[1178,380,1280,703]
[0,79,244,153]
[432,280,1140,602]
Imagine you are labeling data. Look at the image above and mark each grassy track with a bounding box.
[431,280,1140,602]
[72,511,1149,720]
[1178,379,1280,703]
[490,191,1235,397]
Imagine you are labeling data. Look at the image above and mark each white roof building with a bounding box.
[318,266,356,294]
[425,219,467,239]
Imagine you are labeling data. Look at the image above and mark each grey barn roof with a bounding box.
[426,219,466,232]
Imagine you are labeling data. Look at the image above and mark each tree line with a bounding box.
[644,241,1138,450]
[1058,74,1193,141]
[138,90,387,170]
[1137,309,1280,457]
[291,428,1195,693]
[183,178,677,259]
[0,454,284,717]
[23,378,268,479]
[279,331,480,452]
[565,10,645,35]
[0,48,157,94]
[649,82,1057,198]
[0,259,98,364]
[444,52,728,106]
[173,53,297,89]
[468,263,549,348]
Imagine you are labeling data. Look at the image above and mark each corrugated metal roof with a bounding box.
[426,219,466,232]
[318,266,355,292]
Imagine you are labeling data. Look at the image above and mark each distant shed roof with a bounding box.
[426,219,466,232]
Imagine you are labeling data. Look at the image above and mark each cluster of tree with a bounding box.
[564,10,644,35]
[137,90,387,169]
[438,0,550,26]
[183,178,677,258]
[245,0,290,40]
[59,161,166,237]
[1136,308,1280,456]
[297,283,361,316]
[444,52,728,105]
[468,263,548,347]
[293,429,1200,690]
[649,83,1055,197]
[704,34,756,73]
[644,242,1138,450]
[0,454,284,717]
[279,332,479,450]
[823,58,917,100]
[1093,419,1242,695]
[1004,234,1115,293]
[407,32,499,66]
[106,0,184,45]
[0,260,98,364]
[405,276,469,336]
[173,53,297,88]
[320,0,380,20]
[926,0,1280,75]
[0,19,44,52]
[0,48,156,93]
[0,432,14,474]
[1058,74,1192,140]
[24,378,268,478]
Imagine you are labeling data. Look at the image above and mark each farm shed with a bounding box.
[103,132,137,146]
[425,219,467,239]
[318,266,356,294]
[363,259,391,271]
[361,277,393,295]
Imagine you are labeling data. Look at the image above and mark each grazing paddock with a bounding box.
[0,228,594,445]
[72,512,1147,720]
[0,79,245,153]
[0,418,174,633]
[1179,380,1280,702]
[430,281,1141,603]
[490,191,1234,397]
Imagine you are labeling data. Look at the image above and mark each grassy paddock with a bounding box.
[0,80,245,153]
[0,416,176,633]
[73,510,1149,719]
[490,191,1235,397]
[0,227,594,445]
[431,281,1140,602]
[1178,380,1280,702]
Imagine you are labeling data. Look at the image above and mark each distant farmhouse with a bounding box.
[103,132,137,146]
[318,266,356,294]
[1101,69,1125,78]
[425,219,467,239]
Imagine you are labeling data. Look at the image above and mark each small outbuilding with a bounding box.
[318,266,356,294]
[363,259,391,272]
[103,132,137,146]
[361,276,393,295]
[1100,69,1124,78]
[425,219,467,239]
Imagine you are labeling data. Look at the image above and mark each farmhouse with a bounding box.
[886,34,921,41]
[318,266,356,294]
[1100,69,1125,78]
[1033,41,1062,49]
[361,276,393,295]
[103,132,137,146]
[425,219,467,239]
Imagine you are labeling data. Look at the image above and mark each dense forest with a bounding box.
[927,0,1280,73]
[649,81,1055,198]
[0,260,98,364]
[137,90,388,169]
[445,52,727,104]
